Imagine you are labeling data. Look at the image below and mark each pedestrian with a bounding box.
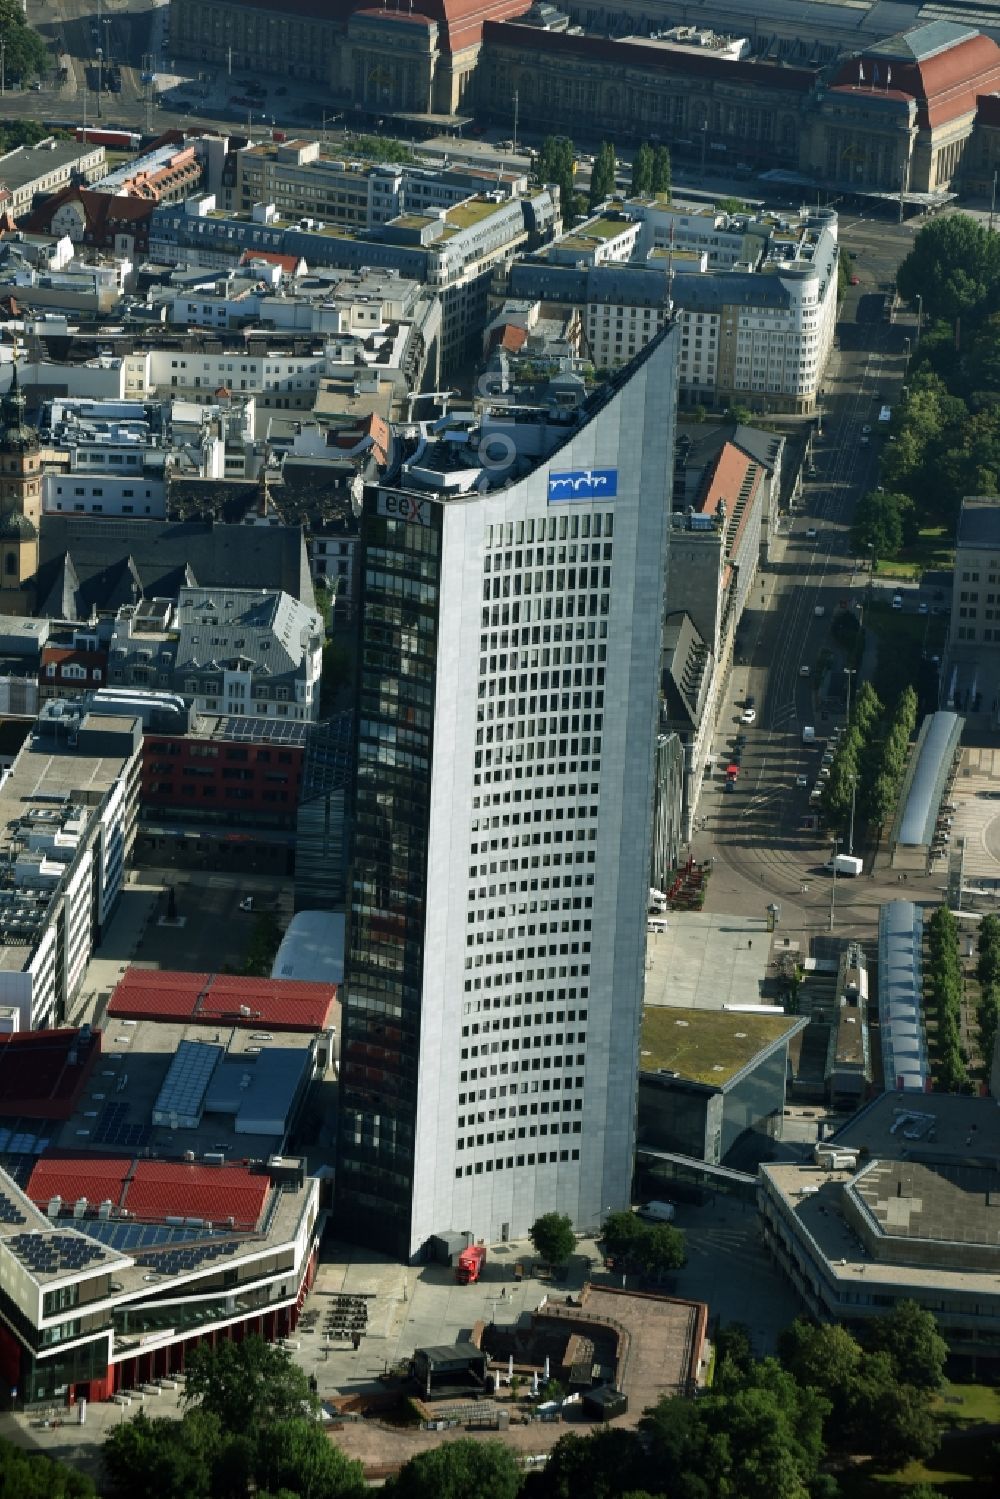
[748,939,752,950]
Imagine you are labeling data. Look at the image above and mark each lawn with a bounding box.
[876,527,955,581]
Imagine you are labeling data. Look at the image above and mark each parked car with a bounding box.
[892,594,903,610]
[741,707,757,725]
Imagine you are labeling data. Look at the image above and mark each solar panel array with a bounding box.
[6,1232,105,1275]
[221,715,310,747]
[134,1237,246,1275]
[94,1102,151,1149]
[0,1188,26,1226]
[80,1219,231,1253]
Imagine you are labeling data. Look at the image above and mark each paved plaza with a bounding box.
[644,910,772,1011]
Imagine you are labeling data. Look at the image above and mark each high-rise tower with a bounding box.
[337,328,680,1258]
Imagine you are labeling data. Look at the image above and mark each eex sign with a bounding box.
[547,468,618,503]
[377,491,432,525]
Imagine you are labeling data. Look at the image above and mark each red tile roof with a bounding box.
[27,1156,131,1211]
[108,968,336,1032]
[126,1161,269,1229]
[239,249,304,275]
[0,1029,100,1119]
[26,1157,271,1229]
[833,34,1000,129]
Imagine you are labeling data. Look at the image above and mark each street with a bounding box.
[694,214,945,948]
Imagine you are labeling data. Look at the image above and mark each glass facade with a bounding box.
[336,501,443,1256]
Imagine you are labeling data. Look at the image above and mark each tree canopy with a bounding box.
[0,1434,97,1499]
[0,0,48,82]
[589,142,617,209]
[896,214,1000,325]
[530,1211,576,1265]
[387,1440,523,1499]
[183,1334,315,1429]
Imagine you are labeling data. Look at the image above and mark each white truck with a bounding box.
[825,854,863,877]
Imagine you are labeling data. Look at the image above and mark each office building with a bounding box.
[759,1091,1000,1361]
[337,326,680,1260]
[0,704,140,1031]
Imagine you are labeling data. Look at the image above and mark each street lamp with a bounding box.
[915,292,923,345]
[829,836,840,932]
[1,41,5,101]
[847,772,858,857]
[96,48,103,119]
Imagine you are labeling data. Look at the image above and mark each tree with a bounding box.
[530,1211,576,1265]
[531,1430,650,1499]
[846,1353,939,1470]
[897,213,1000,324]
[590,141,617,208]
[778,1320,862,1414]
[633,1221,686,1276]
[851,489,907,558]
[253,1418,365,1499]
[631,143,654,196]
[0,0,48,82]
[103,1410,216,1499]
[534,135,577,221]
[600,1209,643,1259]
[388,1440,522,1499]
[0,1434,97,1498]
[866,1299,948,1391]
[651,145,671,198]
[183,1335,315,1431]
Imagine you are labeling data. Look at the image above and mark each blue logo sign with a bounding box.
[547,467,618,502]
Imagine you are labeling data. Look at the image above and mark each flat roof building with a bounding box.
[759,1091,1000,1361]
[638,1006,807,1169]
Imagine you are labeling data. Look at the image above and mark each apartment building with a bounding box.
[337,326,680,1260]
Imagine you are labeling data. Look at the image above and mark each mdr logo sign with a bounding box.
[547,468,618,503]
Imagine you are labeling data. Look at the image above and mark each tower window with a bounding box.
[5,553,15,575]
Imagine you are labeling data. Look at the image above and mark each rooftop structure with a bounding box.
[0,140,106,216]
[271,911,346,986]
[0,1027,101,1119]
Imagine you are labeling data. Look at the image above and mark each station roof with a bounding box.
[895,711,962,848]
[108,968,336,1032]
[877,900,929,1093]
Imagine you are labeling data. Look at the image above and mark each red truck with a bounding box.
[455,1244,486,1284]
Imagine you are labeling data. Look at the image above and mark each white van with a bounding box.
[637,1200,676,1223]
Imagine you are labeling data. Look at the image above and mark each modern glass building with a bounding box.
[337,329,681,1258]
